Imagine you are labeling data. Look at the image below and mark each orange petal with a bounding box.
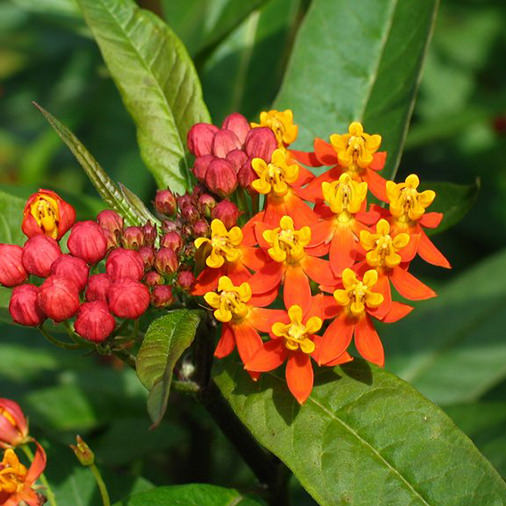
[242,212,263,246]
[290,149,321,167]
[192,267,221,295]
[26,441,47,484]
[248,262,283,294]
[399,233,419,263]
[370,151,387,171]
[214,324,236,358]
[250,286,279,307]
[367,273,391,320]
[324,350,354,367]
[264,198,288,227]
[241,246,270,271]
[314,138,338,165]
[390,266,436,300]
[294,164,316,187]
[329,227,356,277]
[227,261,252,285]
[419,212,443,229]
[382,302,414,323]
[284,266,312,316]
[286,193,318,227]
[245,339,287,372]
[417,230,451,269]
[308,219,334,248]
[303,255,338,287]
[354,316,384,367]
[365,168,388,202]
[286,352,314,404]
[298,167,340,202]
[318,315,354,365]
[249,307,289,333]
[233,323,264,365]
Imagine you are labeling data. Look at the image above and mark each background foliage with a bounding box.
[1,0,506,504]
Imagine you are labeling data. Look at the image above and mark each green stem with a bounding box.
[113,348,136,369]
[90,464,111,506]
[22,444,58,506]
[39,327,82,350]
[173,380,200,394]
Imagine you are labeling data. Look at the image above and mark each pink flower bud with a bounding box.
[226,149,248,172]
[155,248,179,275]
[0,244,27,287]
[193,155,214,181]
[193,219,209,237]
[245,127,276,160]
[108,279,150,319]
[182,243,196,258]
[122,226,144,250]
[177,270,195,291]
[187,123,219,157]
[22,235,61,278]
[177,194,193,209]
[205,159,238,197]
[180,204,200,224]
[160,231,183,252]
[106,248,144,281]
[86,273,111,303]
[212,130,241,158]
[9,284,46,327]
[221,113,250,145]
[197,194,216,216]
[68,221,107,264]
[102,228,120,250]
[155,189,177,217]
[151,285,174,308]
[238,157,256,188]
[0,398,29,448]
[50,255,89,292]
[97,210,123,235]
[138,246,155,269]
[181,223,194,239]
[144,270,163,287]
[74,301,116,342]
[162,219,181,234]
[142,221,157,247]
[211,200,240,229]
[38,276,80,322]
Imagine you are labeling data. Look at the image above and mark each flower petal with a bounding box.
[245,339,287,372]
[419,212,443,229]
[354,316,384,367]
[318,315,354,365]
[329,227,356,277]
[390,266,436,300]
[284,266,312,316]
[365,168,388,202]
[382,302,414,323]
[417,230,451,269]
[369,151,387,171]
[248,262,283,294]
[214,324,236,358]
[302,256,338,287]
[290,149,321,167]
[286,353,314,404]
[233,323,264,365]
[249,307,289,333]
[314,138,338,165]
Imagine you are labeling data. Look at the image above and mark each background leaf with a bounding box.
[78,0,210,193]
[136,310,201,427]
[214,358,506,505]
[274,0,439,179]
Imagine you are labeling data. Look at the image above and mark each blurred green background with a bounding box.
[0,0,505,504]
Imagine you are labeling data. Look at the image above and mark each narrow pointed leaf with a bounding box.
[214,358,506,505]
[118,183,160,226]
[34,102,148,226]
[136,310,201,427]
[274,0,439,180]
[77,0,210,193]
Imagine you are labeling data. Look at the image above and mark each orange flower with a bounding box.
[0,443,47,506]
[317,269,412,367]
[298,122,388,202]
[0,399,29,449]
[22,189,76,240]
[386,174,451,269]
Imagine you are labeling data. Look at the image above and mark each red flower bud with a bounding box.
[122,226,144,250]
[38,276,79,322]
[162,219,181,234]
[180,204,200,224]
[193,155,214,181]
[101,228,120,250]
[68,221,107,264]
[221,113,250,145]
[85,273,111,303]
[22,189,76,240]
[97,210,123,235]
[155,190,177,217]
[9,284,46,327]
[0,244,27,287]
[193,219,209,237]
[226,149,248,172]
[0,398,29,448]
[50,255,89,292]
[245,127,277,161]
[197,193,216,216]
[187,123,219,157]
[106,248,144,281]
[151,285,174,308]
[177,194,194,210]
[238,157,256,188]
[182,243,196,258]
[177,270,195,291]
[138,246,155,269]
[144,270,163,287]
[212,130,241,158]
[108,279,150,319]
[181,223,194,239]
[22,235,61,278]
[160,231,183,252]
[211,200,240,229]
[142,221,157,247]
[74,301,116,342]
[155,248,179,275]
[205,159,238,197]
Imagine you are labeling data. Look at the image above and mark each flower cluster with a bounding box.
[0,398,47,506]
[197,111,450,404]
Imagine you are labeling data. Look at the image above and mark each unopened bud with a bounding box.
[187,123,219,157]
[193,219,209,237]
[142,221,157,247]
[138,246,155,269]
[50,255,89,292]
[107,279,150,319]
[70,435,94,466]
[144,270,163,287]
[74,301,115,342]
[212,130,241,158]
[151,285,174,308]
[160,231,183,252]
[85,274,111,303]
[122,226,144,250]
[106,248,144,281]
[205,159,238,197]
[9,284,46,327]
[155,189,176,217]
[180,204,200,224]
[221,113,250,145]
[38,276,80,322]
[97,210,123,235]
[155,248,179,275]
[68,221,107,265]
[177,270,195,291]
[211,200,240,229]
[197,194,216,217]
[161,219,180,234]
[0,244,27,287]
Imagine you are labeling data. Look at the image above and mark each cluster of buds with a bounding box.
[187,112,279,195]
[195,110,451,404]
[0,398,47,505]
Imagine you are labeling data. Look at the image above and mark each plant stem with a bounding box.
[22,444,58,506]
[173,380,200,394]
[90,464,111,506]
[112,347,137,369]
[39,326,82,350]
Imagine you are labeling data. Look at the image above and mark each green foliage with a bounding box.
[136,310,201,427]
[274,0,438,180]
[214,358,506,505]
[0,188,25,245]
[78,0,210,193]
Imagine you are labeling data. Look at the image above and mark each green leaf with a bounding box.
[33,102,151,226]
[383,249,506,405]
[115,484,263,506]
[0,188,26,245]
[422,179,480,235]
[214,358,506,505]
[77,0,211,193]
[136,310,201,427]
[274,0,439,179]
[11,0,80,18]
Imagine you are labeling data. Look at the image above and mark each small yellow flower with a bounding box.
[29,194,60,239]
[251,149,299,197]
[204,276,252,323]
[263,216,311,264]
[194,219,243,268]
[272,305,321,354]
[251,109,298,147]
[334,268,384,318]
[321,173,368,217]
